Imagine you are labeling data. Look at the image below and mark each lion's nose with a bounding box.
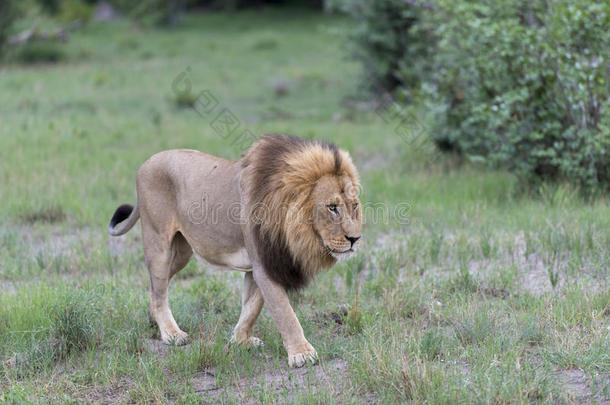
[345,235,361,247]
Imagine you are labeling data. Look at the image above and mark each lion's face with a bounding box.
[310,174,362,260]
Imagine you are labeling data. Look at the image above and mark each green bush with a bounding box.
[57,0,94,23]
[328,0,434,95]
[340,0,610,191]
[110,0,324,26]
[0,0,21,58]
[37,0,62,15]
[430,0,609,191]
[110,0,186,26]
[16,42,66,64]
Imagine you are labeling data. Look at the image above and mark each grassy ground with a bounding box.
[1,9,609,404]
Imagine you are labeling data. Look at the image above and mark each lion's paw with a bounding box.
[230,334,264,348]
[287,344,318,368]
[161,330,189,346]
[245,336,264,347]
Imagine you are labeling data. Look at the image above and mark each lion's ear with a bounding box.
[338,151,359,181]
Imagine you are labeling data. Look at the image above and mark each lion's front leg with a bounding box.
[252,266,318,368]
[231,272,264,347]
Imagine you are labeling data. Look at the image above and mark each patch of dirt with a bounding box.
[479,286,511,299]
[142,338,194,359]
[0,281,17,295]
[0,225,147,294]
[11,223,142,261]
[559,369,591,398]
[556,369,610,404]
[185,358,348,404]
[374,231,607,297]
[107,229,142,258]
[75,339,348,404]
[144,338,171,357]
[310,305,350,335]
[17,225,96,258]
[311,306,349,326]
[520,257,555,295]
[76,377,131,404]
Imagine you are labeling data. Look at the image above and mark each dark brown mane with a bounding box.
[241,134,348,290]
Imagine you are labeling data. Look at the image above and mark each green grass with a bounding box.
[1,9,609,404]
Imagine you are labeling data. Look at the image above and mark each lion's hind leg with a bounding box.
[230,272,264,347]
[144,230,193,345]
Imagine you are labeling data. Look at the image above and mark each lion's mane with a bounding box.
[240,134,360,290]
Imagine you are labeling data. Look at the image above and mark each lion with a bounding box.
[108,134,362,367]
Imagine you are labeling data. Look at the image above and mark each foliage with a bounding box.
[340,0,610,191]
[15,43,66,64]
[57,0,94,22]
[110,0,186,26]
[328,0,434,96]
[37,0,62,15]
[110,0,323,26]
[1,0,92,61]
[0,0,21,58]
[430,0,610,191]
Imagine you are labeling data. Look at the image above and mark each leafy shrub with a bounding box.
[339,0,610,191]
[0,0,21,58]
[110,0,323,26]
[111,0,185,26]
[16,42,66,64]
[57,0,94,23]
[37,0,62,15]
[430,0,609,191]
[328,0,434,96]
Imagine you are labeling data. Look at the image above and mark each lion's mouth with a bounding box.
[327,248,355,260]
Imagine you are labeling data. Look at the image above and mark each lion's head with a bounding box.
[241,135,362,290]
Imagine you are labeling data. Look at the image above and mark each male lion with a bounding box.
[108,134,362,367]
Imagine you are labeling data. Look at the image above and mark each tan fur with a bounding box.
[109,135,362,367]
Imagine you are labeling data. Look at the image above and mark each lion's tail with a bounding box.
[108,203,140,236]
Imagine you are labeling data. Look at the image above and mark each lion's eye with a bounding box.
[328,204,338,214]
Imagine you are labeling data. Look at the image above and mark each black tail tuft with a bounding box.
[109,204,134,230]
